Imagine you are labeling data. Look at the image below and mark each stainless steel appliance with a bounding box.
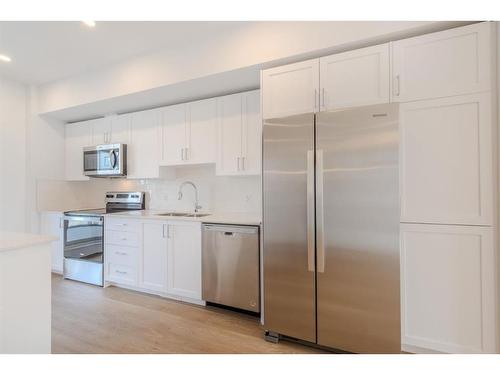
[63,191,145,286]
[263,104,400,353]
[83,143,127,177]
[202,224,260,313]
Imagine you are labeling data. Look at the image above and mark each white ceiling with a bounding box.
[0,21,249,84]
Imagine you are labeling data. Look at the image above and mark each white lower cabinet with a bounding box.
[40,212,64,273]
[166,221,202,301]
[400,223,496,353]
[140,222,167,292]
[104,218,202,304]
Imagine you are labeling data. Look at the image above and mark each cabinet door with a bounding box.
[400,93,492,225]
[392,22,491,102]
[400,224,496,353]
[161,103,187,165]
[109,114,131,144]
[241,90,262,175]
[166,222,202,300]
[40,212,64,273]
[262,58,320,119]
[64,121,92,181]
[140,222,167,292]
[216,93,243,176]
[186,98,217,164]
[320,43,390,110]
[127,109,161,179]
[90,117,111,145]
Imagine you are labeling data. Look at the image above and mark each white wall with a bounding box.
[38,21,466,115]
[0,75,27,231]
[25,86,65,232]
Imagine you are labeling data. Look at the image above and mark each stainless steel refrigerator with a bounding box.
[262,103,400,353]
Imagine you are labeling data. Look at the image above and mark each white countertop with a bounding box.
[0,231,57,252]
[105,210,262,226]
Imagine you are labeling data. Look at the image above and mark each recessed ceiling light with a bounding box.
[82,20,96,28]
[0,54,12,63]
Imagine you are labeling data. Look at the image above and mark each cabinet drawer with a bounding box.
[106,263,137,286]
[105,218,141,233]
[105,230,141,247]
[105,244,139,267]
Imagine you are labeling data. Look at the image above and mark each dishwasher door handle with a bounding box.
[203,224,258,235]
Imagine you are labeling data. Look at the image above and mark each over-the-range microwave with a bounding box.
[83,143,127,177]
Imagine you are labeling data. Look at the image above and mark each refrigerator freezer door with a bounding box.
[263,113,316,343]
[316,104,400,353]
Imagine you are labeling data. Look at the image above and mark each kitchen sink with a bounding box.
[157,212,211,218]
[157,212,190,217]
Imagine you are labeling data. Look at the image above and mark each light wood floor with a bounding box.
[51,274,324,354]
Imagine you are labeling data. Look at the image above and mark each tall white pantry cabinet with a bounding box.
[261,21,498,353]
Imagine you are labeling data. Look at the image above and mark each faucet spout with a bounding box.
[178,181,202,213]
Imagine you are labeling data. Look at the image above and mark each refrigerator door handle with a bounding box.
[316,149,325,273]
[306,150,315,272]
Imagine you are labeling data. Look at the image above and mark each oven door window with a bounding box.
[64,217,103,263]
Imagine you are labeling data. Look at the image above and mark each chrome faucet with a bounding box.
[178,181,202,213]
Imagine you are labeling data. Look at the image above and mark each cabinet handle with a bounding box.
[181,148,184,161]
[314,89,318,112]
[167,225,171,239]
[116,223,127,226]
[184,147,189,161]
[115,270,127,275]
[237,156,240,171]
[394,75,400,96]
[241,156,245,171]
[322,88,325,108]
[121,237,127,241]
[115,251,127,256]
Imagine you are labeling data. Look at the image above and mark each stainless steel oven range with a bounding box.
[63,191,145,286]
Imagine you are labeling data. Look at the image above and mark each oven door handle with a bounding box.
[64,216,103,224]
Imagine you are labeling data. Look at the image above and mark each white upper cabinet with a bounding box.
[127,108,161,179]
[400,93,493,226]
[217,93,242,175]
[262,58,319,119]
[140,221,167,293]
[64,121,92,181]
[166,221,202,301]
[400,223,496,353]
[186,98,217,164]
[109,114,131,144]
[320,43,390,110]
[161,103,187,166]
[392,22,492,102]
[241,90,262,175]
[216,90,261,176]
[160,98,217,166]
[90,117,111,145]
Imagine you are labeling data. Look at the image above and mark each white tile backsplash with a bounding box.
[37,165,261,215]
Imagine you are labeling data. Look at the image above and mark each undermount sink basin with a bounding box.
[157,212,190,217]
[157,212,211,218]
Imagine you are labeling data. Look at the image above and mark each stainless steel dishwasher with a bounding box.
[202,224,260,313]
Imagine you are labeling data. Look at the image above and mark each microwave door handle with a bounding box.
[110,150,117,169]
